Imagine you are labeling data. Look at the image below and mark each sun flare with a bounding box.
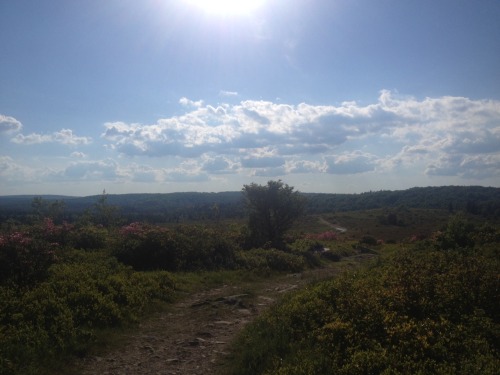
[186,0,266,16]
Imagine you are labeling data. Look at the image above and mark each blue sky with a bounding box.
[1,0,499,195]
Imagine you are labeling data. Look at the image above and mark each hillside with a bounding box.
[1,186,499,223]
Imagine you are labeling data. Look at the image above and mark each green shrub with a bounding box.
[435,213,475,250]
[0,250,176,375]
[236,248,306,273]
[360,235,378,246]
[70,225,109,250]
[288,239,323,267]
[0,231,57,287]
[225,246,500,375]
[114,223,239,272]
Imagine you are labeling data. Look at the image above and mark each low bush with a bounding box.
[113,223,239,272]
[70,224,109,250]
[236,248,306,273]
[0,231,57,287]
[360,235,378,246]
[0,250,176,375]
[225,245,500,374]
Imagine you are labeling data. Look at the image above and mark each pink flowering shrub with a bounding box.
[29,218,74,248]
[305,231,339,241]
[0,231,58,286]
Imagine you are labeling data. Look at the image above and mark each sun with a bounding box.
[186,0,266,16]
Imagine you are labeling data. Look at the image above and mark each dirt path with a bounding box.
[73,261,366,375]
[318,216,347,233]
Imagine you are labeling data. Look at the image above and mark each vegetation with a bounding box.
[224,215,500,374]
[0,182,319,374]
[0,184,498,374]
[1,186,498,224]
[243,180,306,249]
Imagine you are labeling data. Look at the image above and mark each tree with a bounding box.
[242,180,305,249]
[436,213,475,250]
[92,190,120,227]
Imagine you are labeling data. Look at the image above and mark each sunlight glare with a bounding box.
[186,0,266,16]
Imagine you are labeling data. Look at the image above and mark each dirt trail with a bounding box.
[318,216,347,233]
[74,261,366,375]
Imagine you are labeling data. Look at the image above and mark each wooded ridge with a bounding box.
[1,185,499,223]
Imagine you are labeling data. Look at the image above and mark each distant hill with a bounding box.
[1,186,499,223]
[305,186,500,216]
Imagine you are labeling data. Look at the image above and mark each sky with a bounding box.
[1,0,500,196]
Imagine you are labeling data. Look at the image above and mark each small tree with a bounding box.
[242,180,305,249]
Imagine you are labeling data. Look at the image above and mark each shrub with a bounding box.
[0,250,176,375]
[70,225,109,250]
[236,248,306,273]
[226,246,500,374]
[113,223,183,271]
[435,213,475,250]
[0,231,57,287]
[360,235,378,246]
[305,231,339,241]
[114,223,239,272]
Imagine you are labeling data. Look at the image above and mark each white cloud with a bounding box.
[324,151,378,175]
[286,159,323,174]
[179,97,204,107]
[253,166,287,177]
[70,151,87,158]
[241,155,285,169]
[127,164,160,183]
[0,114,22,133]
[201,155,238,174]
[426,154,500,179]
[98,92,500,179]
[0,156,22,177]
[11,128,92,145]
[0,155,37,183]
[11,133,52,144]
[58,159,123,181]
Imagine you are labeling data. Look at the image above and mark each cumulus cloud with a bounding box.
[12,128,92,145]
[324,151,378,175]
[286,160,323,174]
[0,155,37,183]
[127,164,160,183]
[0,156,21,176]
[98,91,500,179]
[426,154,500,179]
[179,97,204,107]
[60,159,122,181]
[201,155,237,174]
[0,114,22,133]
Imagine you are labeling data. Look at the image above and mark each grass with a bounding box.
[317,208,453,242]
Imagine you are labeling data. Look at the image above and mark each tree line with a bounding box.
[1,185,499,226]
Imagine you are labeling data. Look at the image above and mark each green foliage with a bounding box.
[0,231,57,287]
[243,180,306,249]
[236,248,306,273]
[225,244,500,375]
[435,213,475,250]
[70,224,109,250]
[360,235,378,246]
[90,190,121,227]
[0,250,175,375]
[113,222,239,271]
